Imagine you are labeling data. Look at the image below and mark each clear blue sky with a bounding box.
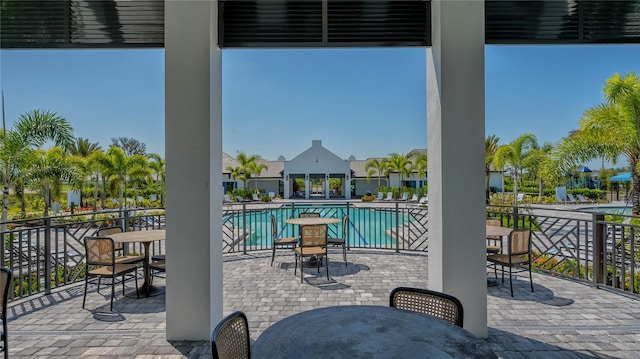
[1,45,639,168]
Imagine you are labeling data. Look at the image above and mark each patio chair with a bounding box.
[251,193,261,202]
[0,267,12,359]
[82,236,139,311]
[97,226,145,265]
[384,192,393,200]
[327,215,349,266]
[270,215,298,266]
[211,311,251,359]
[389,287,464,327]
[485,218,503,254]
[567,193,578,204]
[376,192,384,201]
[409,194,419,202]
[399,192,409,201]
[486,229,534,297]
[299,211,320,218]
[294,224,329,283]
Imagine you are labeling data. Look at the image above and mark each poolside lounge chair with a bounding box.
[567,193,578,204]
[576,194,592,203]
[384,192,393,201]
[399,192,409,201]
[376,192,384,201]
[251,193,261,202]
[418,196,428,205]
[409,194,419,202]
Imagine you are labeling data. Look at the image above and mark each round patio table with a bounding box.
[110,229,165,297]
[252,305,497,359]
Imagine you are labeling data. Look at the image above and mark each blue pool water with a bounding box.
[223,205,422,248]
[580,206,632,215]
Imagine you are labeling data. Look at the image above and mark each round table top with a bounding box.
[110,229,165,243]
[486,225,513,237]
[252,305,496,359]
[284,217,341,225]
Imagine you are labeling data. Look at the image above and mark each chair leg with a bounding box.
[501,265,505,283]
[508,266,514,297]
[110,276,116,311]
[294,254,298,275]
[3,317,8,359]
[326,255,330,280]
[529,264,534,292]
[82,276,88,309]
[343,244,347,266]
[271,245,276,266]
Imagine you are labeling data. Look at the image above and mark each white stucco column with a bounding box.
[427,0,487,337]
[305,175,310,199]
[165,0,223,340]
[325,175,330,199]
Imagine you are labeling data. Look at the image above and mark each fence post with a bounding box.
[44,217,52,294]
[593,213,605,287]
[395,201,400,253]
[124,209,130,232]
[346,202,350,251]
[242,203,247,254]
[512,205,519,229]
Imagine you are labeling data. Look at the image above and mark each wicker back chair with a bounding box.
[485,218,503,254]
[299,211,320,218]
[487,229,534,297]
[211,311,251,359]
[0,267,12,359]
[327,215,349,265]
[389,287,464,327]
[270,215,298,266]
[83,236,139,311]
[294,224,329,283]
[97,226,145,265]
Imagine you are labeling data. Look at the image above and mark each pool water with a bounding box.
[580,206,632,215]
[223,205,419,248]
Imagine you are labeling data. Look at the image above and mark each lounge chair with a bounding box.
[576,194,592,203]
[555,193,566,203]
[418,196,428,205]
[383,192,393,201]
[399,192,409,201]
[567,193,578,204]
[376,192,384,201]
[409,194,419,202]
[252,193,261,202]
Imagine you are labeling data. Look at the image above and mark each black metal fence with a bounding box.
[2,201,638,300]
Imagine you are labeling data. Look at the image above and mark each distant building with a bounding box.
[222,140,428,199]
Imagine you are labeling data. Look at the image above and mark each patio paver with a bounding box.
[6,249,640,358]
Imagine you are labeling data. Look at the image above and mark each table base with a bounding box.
[125,284,165,298]
[487,278,500,287]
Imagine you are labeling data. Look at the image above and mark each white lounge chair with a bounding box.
[252,193,261,201]
[376,192,384,201]
[567,193,578,204]
[384,192,393,201]
[399,192,409,201]
[409,194,419,202]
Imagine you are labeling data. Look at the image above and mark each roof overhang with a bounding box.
[1,1,639,49]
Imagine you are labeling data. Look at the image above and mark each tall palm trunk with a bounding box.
[1,179,9,233]
[632,169,640,215]
[92,172,99,212]
[513,171,519,206]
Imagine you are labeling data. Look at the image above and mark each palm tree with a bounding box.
[365,158,387,188]
[558,72,640,214]
[86,150,108,211]
[225,165,244,191]
[248,160,268,191]
[385,153,412,190]
[27,147,77,216]
[522,143,554,201]
[147,153,166,206]
[65,137,101,157]
[494,133,538,205]
[235,151,261,189]
[485,135,500,203]
[98,146,150,209]
[0,109,73,227]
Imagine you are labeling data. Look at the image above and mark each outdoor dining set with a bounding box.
[209,211,535,358]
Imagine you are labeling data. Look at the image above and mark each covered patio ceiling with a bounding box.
[1,0,640,49]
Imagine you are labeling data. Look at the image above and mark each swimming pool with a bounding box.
[222,204,428,250]
[579,206,632,215]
